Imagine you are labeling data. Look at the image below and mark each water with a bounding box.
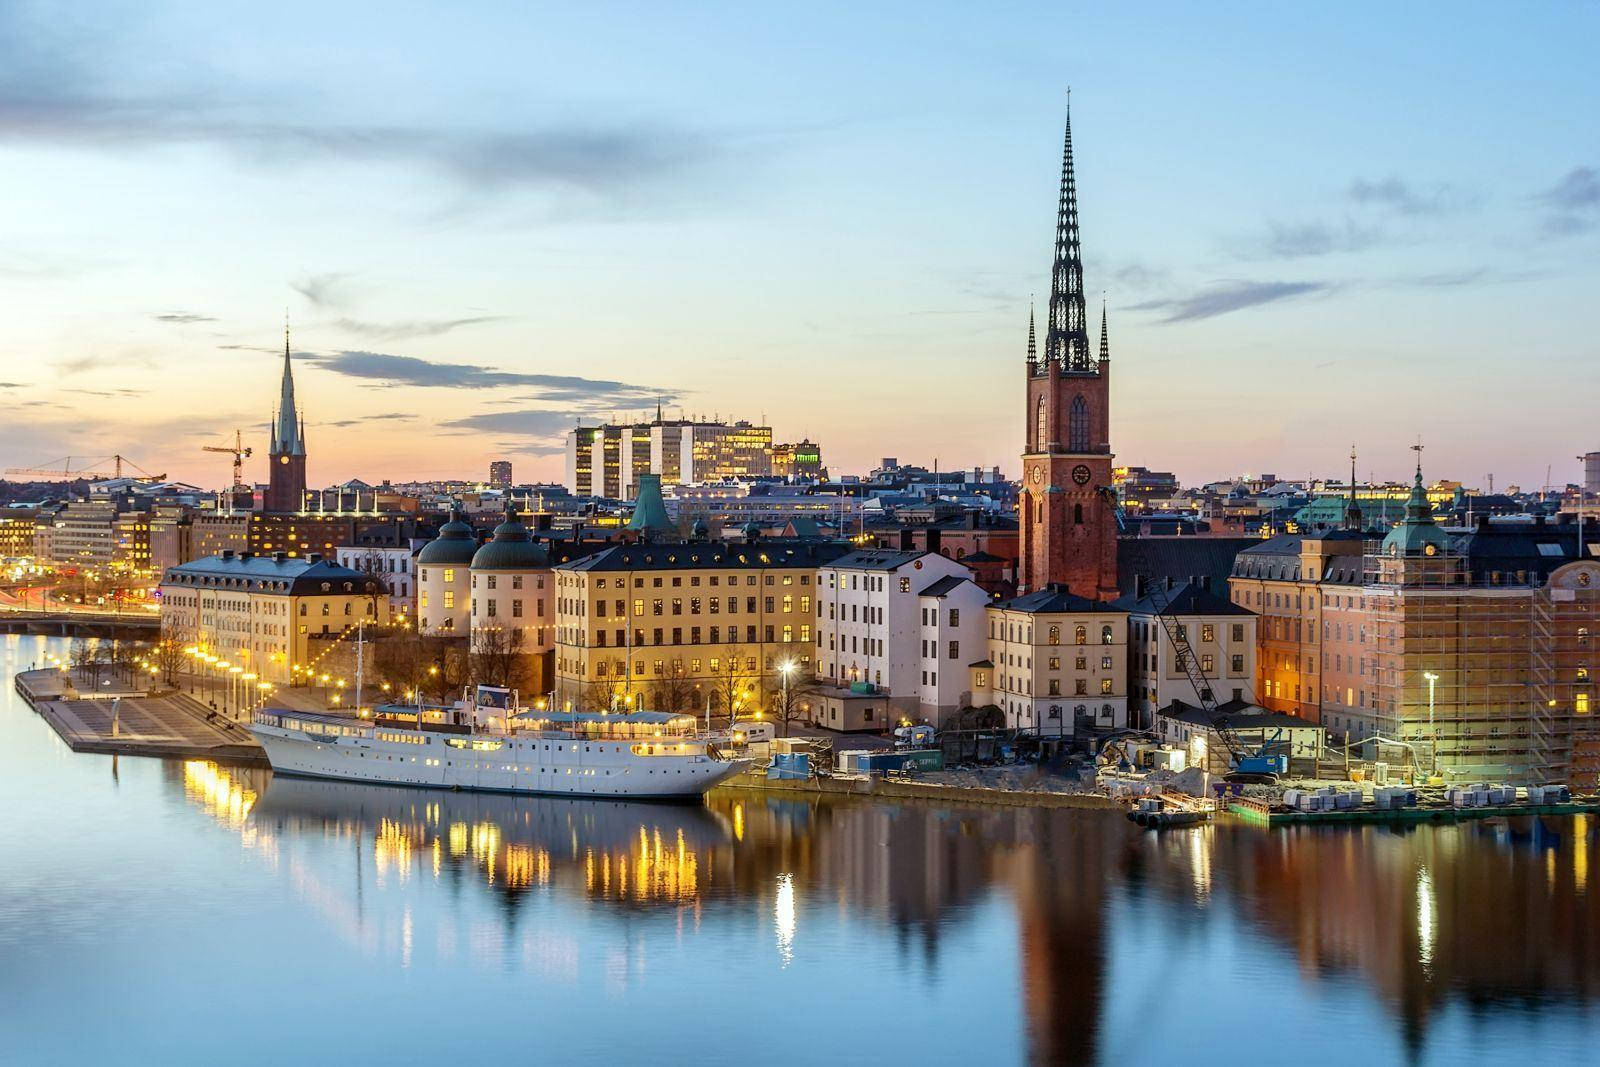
[2,634,1596,1065]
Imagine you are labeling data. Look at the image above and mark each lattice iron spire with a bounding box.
[1045,90,1092,374]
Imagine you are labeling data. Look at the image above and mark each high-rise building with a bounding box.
[1019,101,1119,601]
[264,322,307,513]
[488,460,513,488]
[1585,451,1600,495]
[564,417,779,499]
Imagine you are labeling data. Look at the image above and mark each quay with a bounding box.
[15,668,267,766]
[713,768,1122,811]
[1227,794,1600,827]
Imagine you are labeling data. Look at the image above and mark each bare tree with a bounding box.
[470,626,527,690]
[709,645,760,728]
[374,631,431,703]
[154,628,186,686]
[421,637,470,705]
[647,661,697,714]
[765,672,817,738]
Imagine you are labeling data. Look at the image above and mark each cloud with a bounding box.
[1347,176,1474,216]
[1536,167,1599,235]
[153,312,216,324]
[64,387,146,398]
[1128,280,1329,323]
[439,409,576,455]
[323,412,417,428]
[0,381,25,388]
[291,272,357,309]
[1258,220,1380,259]
[333,316,502,341]
[309,350,674,407]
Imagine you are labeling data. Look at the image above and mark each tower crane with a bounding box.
[4,454,165,481]
[202,431,253,489]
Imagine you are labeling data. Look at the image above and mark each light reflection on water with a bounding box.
[3,634,1598,1066]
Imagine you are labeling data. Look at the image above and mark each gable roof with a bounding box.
[994,584,1122,614]
[1111,579,1253,617]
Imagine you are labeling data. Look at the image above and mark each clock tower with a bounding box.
[264,320,307,513]
[1019,100,1119,601]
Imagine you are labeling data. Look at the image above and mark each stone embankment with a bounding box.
[15,669,267,766]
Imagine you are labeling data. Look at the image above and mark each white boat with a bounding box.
[248,703,750,800]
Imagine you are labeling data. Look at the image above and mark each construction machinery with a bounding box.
[5,455,165,481]
[1107,487,1288,782]
[202,431,253,489]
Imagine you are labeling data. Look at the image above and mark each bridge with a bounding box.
[0,610,160,638]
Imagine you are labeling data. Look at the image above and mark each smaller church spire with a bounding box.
[1344,444,1363,530]
[1098,295,1110,363]
[1026,300,1037,367]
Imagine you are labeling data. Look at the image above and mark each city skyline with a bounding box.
[2,3,1597,489]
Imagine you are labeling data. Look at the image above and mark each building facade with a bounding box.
[563,418,782,500]
[469,508,557,694]
[159,552,388,684]
[985,586,1128,736]
[1018,104,1119,601]
[554,536,849,713]
[488,460,513,489]
[1117,580,1258,730]
[812,549,985,723]
[417,511,478,636]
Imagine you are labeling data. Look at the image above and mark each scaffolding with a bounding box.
[1360,540,1561,784]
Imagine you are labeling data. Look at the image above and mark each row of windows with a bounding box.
[577,595,810,619]
[583,624,809,648]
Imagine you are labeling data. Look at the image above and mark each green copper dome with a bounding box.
[1381,469,1450,557]
[417,508,478,565]
[471,503,549,570]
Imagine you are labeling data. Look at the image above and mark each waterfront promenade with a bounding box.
[15,668,266,765]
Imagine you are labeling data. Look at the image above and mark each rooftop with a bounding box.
[559,538,851,573]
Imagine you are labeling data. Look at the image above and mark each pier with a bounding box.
[14,669,267,765]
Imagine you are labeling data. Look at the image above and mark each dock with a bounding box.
[15,669,268,766]
[1227,795,1600,827]
[712,768,1123,811]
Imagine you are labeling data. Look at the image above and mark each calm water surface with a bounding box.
[2,634,1596,1065]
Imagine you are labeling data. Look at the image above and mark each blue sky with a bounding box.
[1,1,1596,489]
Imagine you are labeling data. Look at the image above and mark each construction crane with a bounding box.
[202,431,253,489]
[5,455,165,481]
[1106,487,1287,782]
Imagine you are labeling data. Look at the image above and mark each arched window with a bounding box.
[1069,394,1090,451]
[1048,625,1060,645]
[1101,624,1114,645]
[1036,396,1049,451]
[1074,625,1087,645]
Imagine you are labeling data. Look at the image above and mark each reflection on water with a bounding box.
[169,767,1600,1064]
[2,630,1595,1067]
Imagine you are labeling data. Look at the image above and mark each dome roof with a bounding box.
[417,509,479,564]
[1381,469,1450,557]
[471,505,549,570]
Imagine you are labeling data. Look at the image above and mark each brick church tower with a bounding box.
[1018,101,1119,600]
[264,321,307,513]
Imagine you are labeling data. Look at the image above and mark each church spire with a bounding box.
[1026,300,1037,366]
[274,314,305,457]
[1098,295,1110,363]
[1045,91,1092,374]
[1344,444,1363,530]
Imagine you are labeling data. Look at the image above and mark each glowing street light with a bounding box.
[1422,671,1440,777]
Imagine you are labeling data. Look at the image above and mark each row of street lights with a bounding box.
[182,647,273,720]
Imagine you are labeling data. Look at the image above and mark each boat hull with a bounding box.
[249,724,748,800]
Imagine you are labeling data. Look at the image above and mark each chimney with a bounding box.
[1477,513,1491,531]
[1134,575,1147,597]
[307,552,323,563]
[221,549,235,560]
[899,528,915,551]
[926,528,942,555]
[274,551,287,562]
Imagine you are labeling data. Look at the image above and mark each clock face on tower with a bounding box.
[1072,464,1092,486]
[280,455,290,465]
[1030,468,1042,484]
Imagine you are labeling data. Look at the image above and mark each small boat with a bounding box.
[1127,796,1214,829]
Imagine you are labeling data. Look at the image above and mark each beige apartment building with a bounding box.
[984,585,1129,736]
[159,552,389,684]
[553,537,850,713]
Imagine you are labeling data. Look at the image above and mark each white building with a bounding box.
[336,542,422,621]
[565,419,776,500]
[416,512,477,636]
[813,549,983,723]
[1116,579,1258,730]
[984,586,1129,736]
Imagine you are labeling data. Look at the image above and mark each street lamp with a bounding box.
[1422,671,1440,778]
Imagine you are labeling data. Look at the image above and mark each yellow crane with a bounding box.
[202,431,253,489]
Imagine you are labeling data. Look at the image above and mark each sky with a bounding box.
[1,1,1596,491]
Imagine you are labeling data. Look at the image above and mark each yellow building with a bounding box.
[159,551,389,685]
[553,537,849,713]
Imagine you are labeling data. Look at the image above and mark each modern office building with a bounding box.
[564,417,783,499]
[488,460,513,489]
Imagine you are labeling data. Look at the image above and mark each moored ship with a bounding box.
[249,693,749,800]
